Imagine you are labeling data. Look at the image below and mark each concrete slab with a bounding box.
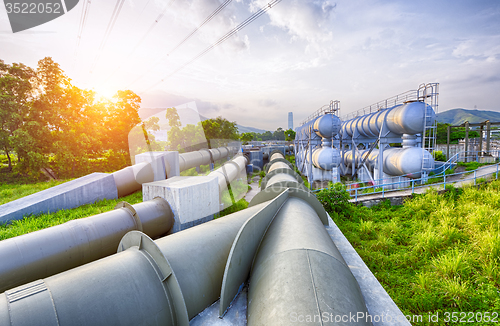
[0,173,118,225]
[142,176,219,232]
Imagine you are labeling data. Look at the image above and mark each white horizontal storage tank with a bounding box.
[342,101,435,137]
[352,147,434,178]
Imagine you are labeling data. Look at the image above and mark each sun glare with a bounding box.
[93,87,117,102]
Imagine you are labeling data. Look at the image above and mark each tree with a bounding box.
[240,132,254,144]
[272,127,285,140]
[0,60,38,171]
[201,117,239,147]
[285,129,296,141]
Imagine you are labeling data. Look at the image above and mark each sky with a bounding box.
[1,0,500,131]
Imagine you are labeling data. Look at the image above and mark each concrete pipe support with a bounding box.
[0,197,173,293]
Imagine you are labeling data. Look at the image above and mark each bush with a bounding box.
[316,182,351,218]
[433,150,447,162]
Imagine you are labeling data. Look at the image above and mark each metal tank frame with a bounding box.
[339,83,439,184]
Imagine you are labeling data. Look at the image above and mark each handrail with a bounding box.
[347,162,500,201]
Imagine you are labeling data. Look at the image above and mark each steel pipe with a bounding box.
[178,147,233,172]
[208,155,248,193]
[0,200,277,326]
[342,101,435,137]
[112,161,154,197]
[0,197,173,293]
[247,196,371,326]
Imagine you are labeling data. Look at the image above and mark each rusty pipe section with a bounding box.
[0,199,279,326]
[0,197,173,293]
[179,146,233,172]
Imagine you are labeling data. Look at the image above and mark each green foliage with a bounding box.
[0,191,142,240]
[1,57,143,179]
[201,116,239,147]
[218,198,249,218]
[326,180,500,319]
[240,132,254,144]
[285,129,296,141]
[457,161,493,171]
[435,122,481,145]
[316,182,351,218]
[433,150,447,162]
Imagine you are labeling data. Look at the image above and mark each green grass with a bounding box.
[0,179,75,205]
[457,161,495,171]
[218,198,249,218]
[319,181,500,324]
[0,191,143,240]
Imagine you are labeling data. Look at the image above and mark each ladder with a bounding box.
[418,83,439,173]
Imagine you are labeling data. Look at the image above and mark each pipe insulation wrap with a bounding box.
[0,197,173,293]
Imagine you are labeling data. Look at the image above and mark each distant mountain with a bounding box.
[436,109,500,125]
[139,107,268,134]
[237,125,267,134]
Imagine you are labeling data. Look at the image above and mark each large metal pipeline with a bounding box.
[235,153,370,324]
[112,161,154,197]
[342,101,435,138]
[0,197,174,293]
[208,154,248,193]
[344,147,434,177]
[247,196,371,325]
[179,147,232,172]
[0,199,280,326]
[0,149,370,325]
[111,147,234,197]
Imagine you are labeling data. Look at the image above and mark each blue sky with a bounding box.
[1,0,500,130]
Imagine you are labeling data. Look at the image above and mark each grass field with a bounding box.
[0,179,75,205]
[0,190,142,241]
[318,181,500,325]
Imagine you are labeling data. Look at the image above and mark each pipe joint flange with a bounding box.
[199,148,214,165]
[115,201,143,232]
[249,185,328,225]
[269,149,285,158]
[264,158,294,173]
[261,168,303,190]
[118,231,189,326]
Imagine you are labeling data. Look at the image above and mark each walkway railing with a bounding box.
[348,162,500,201]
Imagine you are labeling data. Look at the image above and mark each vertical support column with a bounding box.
[351,140,356,178]
[378,141,384,184]
[465,121,469,163]
[479,125,484,154]
[486,121,491,153]
[447,125,451,160]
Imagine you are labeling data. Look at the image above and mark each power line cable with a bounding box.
[96,0,176,87]
[142,0,283,93]
[125,0,233,88]
[73,0,91,58]
[90,0,126,72]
